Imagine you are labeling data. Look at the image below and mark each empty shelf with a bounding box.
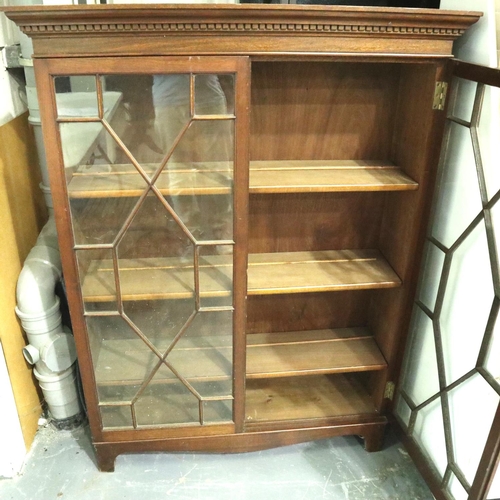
[67,160,417,198]
[81,249,401,302]
[246,328,387,379]
[250,160,418,193]
[245,373,377,422]
[247,250,401,295]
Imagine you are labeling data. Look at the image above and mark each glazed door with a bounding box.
[394,60,500,500]
[35,57,250,436]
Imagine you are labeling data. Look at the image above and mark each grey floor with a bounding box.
[0,423,433,500]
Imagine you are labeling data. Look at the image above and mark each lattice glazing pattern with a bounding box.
[57,73,235,429]
[395,76,500,499]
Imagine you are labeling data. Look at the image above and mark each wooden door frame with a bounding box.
[34,55,250,442]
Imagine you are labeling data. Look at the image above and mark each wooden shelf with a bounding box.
[81,249,401,302]
[245,373,377,423]
[246,328,387,379]
[67,160,417,198]
[250,160,418,193]
[68,163,232,198]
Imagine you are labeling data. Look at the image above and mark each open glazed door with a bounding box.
[393,60,500,500]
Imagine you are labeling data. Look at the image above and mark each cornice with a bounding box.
[3,5,481,40]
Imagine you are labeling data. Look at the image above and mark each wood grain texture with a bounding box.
[369,64,447,413]
[246,291,372,334]
[250,62,400,162]
[66,160,417,198]
[0,113,47,449]
[80,249,401,302]
[245,374,376,422]
[249,192,385,253]
[3,5,480,60]
[246,328,387,378]
[250,161,418,193]
[94,419,387,471]
[9,3,481,468]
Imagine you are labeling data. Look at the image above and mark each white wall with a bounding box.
[0,0,27,127]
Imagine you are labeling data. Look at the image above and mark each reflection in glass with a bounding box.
[100,405,133,429]
[61,71,236,429]
[76,248,118,312]
[134,365,199,427]
[198,245,233,309]
[87,315,154,403]
[56,75,99,118]
[202,400,233,424]
[168,311,233,397]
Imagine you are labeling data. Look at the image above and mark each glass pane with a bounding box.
[86,315,154,406]
[488,464,500,500]
[157,119,234,242]
[66,70,236,429]
[76,249,117,312]
[432,121,482,249]
[394,394,412,428]
[100,405,133,429]
[447,77,477,123]
[413,398,448,477]
[194,74,234,117]
[202,400,232,424]
[134,365,200,427]
[484,306,500,382]
[56,75,98,118]
[417,241,445,312]
[448,373,500,486]
[69,196,139,247]
[198,245,233,308]
[104,74,166,165]
[447,473,468,500]
[400,308,439,406]
[441,221,493,385]
[478,85,500,202]
[168,310,233,399]
[123,299,195,355]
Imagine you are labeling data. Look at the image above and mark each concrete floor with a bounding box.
[0,423,433,500]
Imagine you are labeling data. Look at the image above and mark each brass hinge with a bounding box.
[433,81,448,111]
[384,381,396,400]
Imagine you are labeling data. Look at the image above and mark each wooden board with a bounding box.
[81,249,401,302]
[248,250,401,295]
[250,160,418,193]
[245,374,376,422]
[0,113,47,449]
[66,160,417,198]
[246,328,387,379]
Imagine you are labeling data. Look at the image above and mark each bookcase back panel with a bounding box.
[250,61,400,162]
[249,192,385,254]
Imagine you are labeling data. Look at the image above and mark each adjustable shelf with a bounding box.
[81,249,401,302]
[246,328,387,379]
[67,160,418,198]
